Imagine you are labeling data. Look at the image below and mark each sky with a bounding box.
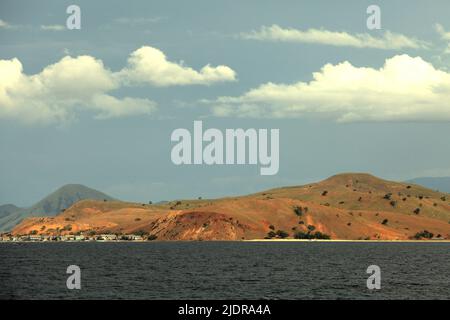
[1,0,450,206]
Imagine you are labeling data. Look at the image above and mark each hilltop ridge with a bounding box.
[10,173,450,241]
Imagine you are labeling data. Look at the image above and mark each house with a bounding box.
[97,234,118,241]
[129,234,144,241]
[28,235,43,241]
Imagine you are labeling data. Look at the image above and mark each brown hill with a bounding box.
[11,173,450,240]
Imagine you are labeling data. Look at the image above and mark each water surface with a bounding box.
[0,242,449,299]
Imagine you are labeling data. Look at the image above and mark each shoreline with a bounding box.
[1,239,450,243]
[244,239,450,243]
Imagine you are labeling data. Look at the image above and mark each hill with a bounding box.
[11,173,450,240]
[407,177,450,193]
[0,184,114,232]
[0,204,21,219]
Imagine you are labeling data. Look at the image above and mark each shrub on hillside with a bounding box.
[275,230,289,239]
[413,230,433,239]
[294,231,331,240]
[313,231,331,239]
[135,230,148,237]
[267,231,276,238]
[383,193,392,200]
[293,206,303,216]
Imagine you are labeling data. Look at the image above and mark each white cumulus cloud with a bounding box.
[209,55,450,122]
[0,45,235,124]
[240,25,428,50]
[0,55,156,124]
[118,46,236,86]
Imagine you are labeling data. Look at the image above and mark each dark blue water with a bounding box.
[0,242,449,299]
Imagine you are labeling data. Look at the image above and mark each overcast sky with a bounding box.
[1,0,450,206]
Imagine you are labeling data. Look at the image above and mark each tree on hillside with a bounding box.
[294,231,331,240]
[383,193,392,200]
[413,230,433,239]
[267,231,276,238]
[275,230,289,239]
[135,230,148,237]
[293,206,303,216]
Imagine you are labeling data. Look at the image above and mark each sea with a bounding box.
[0,242,449,299]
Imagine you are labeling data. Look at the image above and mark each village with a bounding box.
[0,233,152,242]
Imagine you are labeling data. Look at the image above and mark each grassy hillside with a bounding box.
[254,173,450,222]
[11,173,450,240]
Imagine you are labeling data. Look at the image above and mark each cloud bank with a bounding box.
[0,46,236,124]
[240,25,428,50]
[210,55,450,122]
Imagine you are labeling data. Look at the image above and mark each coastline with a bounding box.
[1,239,450,243]
[244,239,450,243]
